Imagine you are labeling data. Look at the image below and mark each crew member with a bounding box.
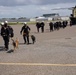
[20,22,31,44]
[36,21,41,32]
[1,21,10,50]
[40,21,45,33]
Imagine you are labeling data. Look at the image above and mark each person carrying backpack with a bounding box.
[1,21,14,51]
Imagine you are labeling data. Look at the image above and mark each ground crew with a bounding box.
[49,22,53,31]
[36,21,41,32]
[1,21,10,50]
[20,22,31,44]
[62,21,66,28]
[1,21,14,51]
[40,21,45,33]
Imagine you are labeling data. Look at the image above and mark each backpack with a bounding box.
[8,26,14,37]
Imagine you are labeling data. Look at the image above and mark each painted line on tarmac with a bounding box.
[0,63,76,66]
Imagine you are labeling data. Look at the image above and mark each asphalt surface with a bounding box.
[0,24,76,75]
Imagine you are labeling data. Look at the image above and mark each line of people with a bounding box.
[0,20,68,51]
[49,21,68,31]
[36,21,68,32]
[36,21,45,33]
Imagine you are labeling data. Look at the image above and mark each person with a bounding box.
[40,21,45,33]
[62,21,67,28]
[1,21,10,50]
[36,21,41,32]
[49,22,53,32]
[20,22,31,44]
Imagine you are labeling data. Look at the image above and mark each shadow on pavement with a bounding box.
[19,43,25,45]
[0,46,5,51]
[19,42,33,45]
[7,49,14,53]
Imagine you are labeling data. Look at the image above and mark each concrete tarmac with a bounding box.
[0,24,76,75]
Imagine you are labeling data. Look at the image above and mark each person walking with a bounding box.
[49,22,53,32]
[1,21,10,50]
[20,22,31,44]
[36,21,41,32]
[40,21,45,33]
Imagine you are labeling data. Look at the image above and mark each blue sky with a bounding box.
[0,0,76,18]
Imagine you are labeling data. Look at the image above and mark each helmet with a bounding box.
[5,21,8,23]
[24,22,27,24]
[1,22,4,26]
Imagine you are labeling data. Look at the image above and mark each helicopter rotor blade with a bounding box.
[52,7,73,10]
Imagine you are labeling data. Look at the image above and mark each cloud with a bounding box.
[0,1,76,18]
[0,0,76,6]
[0,3,75,18]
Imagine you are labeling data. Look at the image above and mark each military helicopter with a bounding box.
[52,6,76,25]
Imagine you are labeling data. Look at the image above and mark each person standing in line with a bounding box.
[36,21,41,32]
[20,22,31,44]
[49,22,53,32]
[40,21,45,33]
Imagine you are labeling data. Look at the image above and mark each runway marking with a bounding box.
[0,63,76,66]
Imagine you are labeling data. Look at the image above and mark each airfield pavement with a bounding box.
[0,23,76,75]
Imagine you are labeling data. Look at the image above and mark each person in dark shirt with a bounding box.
[40,21,45,33]
[36,21,41,32]
[20,22,31,44]
[1,21,10,50]
[49,22,53,32]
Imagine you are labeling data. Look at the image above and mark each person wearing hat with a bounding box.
[20,22,31,44]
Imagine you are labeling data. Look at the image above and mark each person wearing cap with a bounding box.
[20,22,31,44]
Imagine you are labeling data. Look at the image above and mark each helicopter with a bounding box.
[52,6,76,25]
